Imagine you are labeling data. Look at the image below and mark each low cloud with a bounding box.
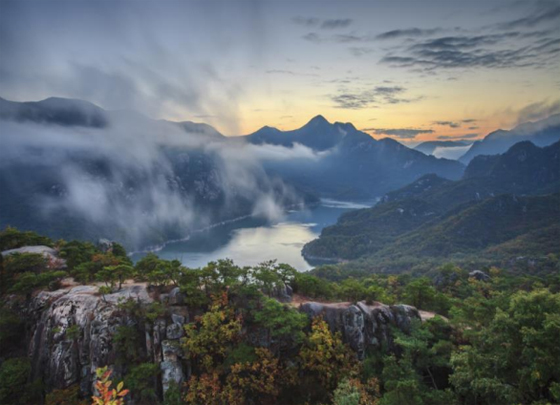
[0,107,302,248]
[437,133,479,140]
[515,99,560,124]
[247,142,330,162]
[365,128,434,139]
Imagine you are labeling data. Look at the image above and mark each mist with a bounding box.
[0,106,321,248]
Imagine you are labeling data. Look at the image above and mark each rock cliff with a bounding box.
[6,283,421,399]
[300,301,421,360]
[7,282,190,400]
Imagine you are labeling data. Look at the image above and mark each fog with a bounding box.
[0,109,323,248]
[432,145,472,160]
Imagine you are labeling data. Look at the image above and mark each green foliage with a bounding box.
[135,253,184,287]
[293,272,334,299]
[58,240,99,269]
[124,363,160,404]
[0,357,40,405]
[333,379,360,405]
[183,294,242,373]
[0,307,24,356]
[45,385,86,405]
[9,269,67,296]
[97,264,134,290]
[254,297,308,345]
[114,325,142,364]
[66,324,80,341]
[0,226,53,251]
[451,288,560,404]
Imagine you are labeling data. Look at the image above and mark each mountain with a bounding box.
[0,96,109,128]
[459,114,560,163]
[414,140,471,156]
[250,116,465,199]
[303,140,560,265]
[245,115,350,151]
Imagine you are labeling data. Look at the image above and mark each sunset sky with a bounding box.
[1,0,559,144]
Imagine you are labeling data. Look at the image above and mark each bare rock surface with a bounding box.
[15,281,187,397]
[1,245,67,268]
[299,300,421,359]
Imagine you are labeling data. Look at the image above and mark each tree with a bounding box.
[183,293,242,373]
[451,289,560,404]
[0,226,53,251]
[105,264,134,290]
[403,278,437,310]
[0,357,31,405]
[253,297,308,346]
[124,363,160,404]
[223,348,283,405]
[299,317,357,397]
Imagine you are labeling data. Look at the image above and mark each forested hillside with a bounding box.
[303,141,560,269]
[1,227,560,405]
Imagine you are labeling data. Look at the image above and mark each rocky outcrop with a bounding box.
[469,270,491,281]
[1,245,67,269]
[299,301,421,360]
[8,282,189,399]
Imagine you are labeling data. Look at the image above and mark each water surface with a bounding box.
[132,200,371,271]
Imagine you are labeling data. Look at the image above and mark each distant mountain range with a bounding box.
[303,140,560,269]
[459,114,560,163]
[244,115,464,199]
[2,96,559,249]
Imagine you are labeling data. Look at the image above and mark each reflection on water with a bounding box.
[132,199,371,271]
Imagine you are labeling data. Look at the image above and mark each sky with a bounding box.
[1,0,559,144]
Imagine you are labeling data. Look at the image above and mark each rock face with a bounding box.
[10,282,189,399]
[469,270,491,281]
[299,301,421,360]
[8,281,423,399]
[1,245,67,269]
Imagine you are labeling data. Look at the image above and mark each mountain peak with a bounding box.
[306,114,329,125]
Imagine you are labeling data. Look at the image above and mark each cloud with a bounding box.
[380,31,560,71]
[349,47,374,57]
[365,128,434,139]
[266,69,319,77]
[247,142,330,162]
[0,1,269,135]
[432,120,461,128]
[461,118,477,123]
[515,99,560,124]
[292,16,320,27]
[0,106,302,248]
[330,85,420,109]
[432,144,472,159]
[302,32,323,43]
[302,32,376,44]
[497,2,560,29]
[437,133,479,140]
[376,28,443,40]
[293,17,352,30]
[321,19,352,29]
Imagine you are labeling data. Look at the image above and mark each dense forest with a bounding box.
[1,227,559,405]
